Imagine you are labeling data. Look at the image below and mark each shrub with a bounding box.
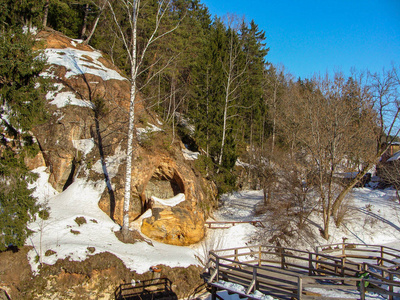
[74,216,87,226]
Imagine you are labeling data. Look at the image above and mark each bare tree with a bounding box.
[379,160,400,201]
[331,66,400,219]
[107,0,180,239]
[275,72,377,239]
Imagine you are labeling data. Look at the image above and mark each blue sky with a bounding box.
[200,0,400,79]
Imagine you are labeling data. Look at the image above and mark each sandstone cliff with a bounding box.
[27,30,215,246]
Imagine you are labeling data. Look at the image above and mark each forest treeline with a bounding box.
[1,0,400,246]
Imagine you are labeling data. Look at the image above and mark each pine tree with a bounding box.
[0,26,48,251]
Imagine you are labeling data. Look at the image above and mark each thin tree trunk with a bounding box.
[218,81,230,166]
[84,0,108,45]
[81,3,90,39]
[271,80,277,153]
[43,0,49,28]
[122,0,138,239]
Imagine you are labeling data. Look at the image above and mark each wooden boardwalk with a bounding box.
[203,244,400,300]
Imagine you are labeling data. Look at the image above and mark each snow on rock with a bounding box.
[136,123,163,137]
[151,193,185,207]
[72,138,95,156]
[28,166,58,202]
[27,168,198,275]
[44,48,127,81]
[182,148,200,160]
[92,145,125,179]
[45,82,94,109]
[50,91,94,109]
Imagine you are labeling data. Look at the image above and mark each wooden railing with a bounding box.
[316,243,400,266]
[204,244,400,300]
[114,278,177,300]
[205,221,264,229]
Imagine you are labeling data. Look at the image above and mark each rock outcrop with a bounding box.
[27,30,215,246]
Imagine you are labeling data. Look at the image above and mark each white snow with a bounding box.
[45,82,94,109]
[136,123,163,136]
[27,168,198,275]
[50,91,94,109]
[44,48,127,81]
[92,145,125,179]
[151,193,185,207]
[72,138,95,156]
[182,148,200,160]
[25,163,400,300]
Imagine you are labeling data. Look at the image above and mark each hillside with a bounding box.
[0,30,212,298]
[0,29,399,300]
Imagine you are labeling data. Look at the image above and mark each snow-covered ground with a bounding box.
[27,168,199,275]
[26,164,400,299]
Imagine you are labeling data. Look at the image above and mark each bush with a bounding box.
[74,217,87,226]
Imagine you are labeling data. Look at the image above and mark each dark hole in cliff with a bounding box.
[63,159,76,191]
[144,171,184,208]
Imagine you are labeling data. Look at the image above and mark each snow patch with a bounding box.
[152,193,185,207]
[50,91,94,109]
[182,148,200,160]
[136,123,163,136]
[92,145,125,179]
[44,48,127,81]
[72,138,95,156]
[27,168,198,275]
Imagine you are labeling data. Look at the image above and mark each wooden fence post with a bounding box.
[280,248,285,269]
[341,257,345,277]
[389,273,393,300]
[360,279,365,300]
[212,286,217,300]
[308,252,313,276]
[297,277,302,300]
[216,257,220,281]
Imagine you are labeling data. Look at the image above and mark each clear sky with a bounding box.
[199,0,400,79]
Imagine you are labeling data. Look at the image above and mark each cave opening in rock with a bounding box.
[143,170,184,210]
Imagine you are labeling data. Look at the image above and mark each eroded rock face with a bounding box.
[98,153,208,245]
[28,30,214,246]
[141,205,205,246]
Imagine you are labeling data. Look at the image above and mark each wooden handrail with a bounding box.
[205,243,400,300]
[205,220,264,229]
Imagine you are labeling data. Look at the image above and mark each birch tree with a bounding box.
[107,0,179,239]
[218,17,247,166]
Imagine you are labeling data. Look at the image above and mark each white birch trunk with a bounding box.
[218,78,230,166]
[108,0,179,238]
[122,0,138,237]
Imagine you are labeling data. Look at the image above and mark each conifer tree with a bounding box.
[0,25,48,250]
